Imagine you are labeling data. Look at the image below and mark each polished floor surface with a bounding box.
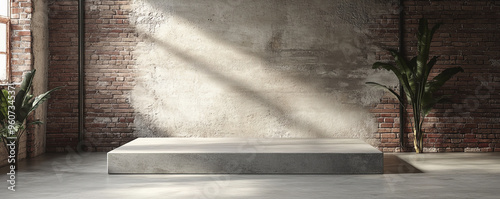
[1,152,499,198]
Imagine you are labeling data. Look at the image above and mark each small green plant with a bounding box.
[367,18,463,153]
[0,69,61,167]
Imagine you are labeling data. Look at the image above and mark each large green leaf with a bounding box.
[426,67,464,94]
[372,62,406,89]
[372,62,401,74]
[372,61,415,99]
[13,90,26,115]
[408,56,417,77]
[366,82,405,108]
[388,49,412,75]
[422,94,451,116]
[20,70,35,93]
[0,89,8,122]
[17,94,35,124]
[416,19,430,78]
[14,70,35,122]
[400,74,415,102]
[16,101,33,124]
[405,56,418,95]
[424,56,439,79]
[27,86,62,118]
[429,22,442,44]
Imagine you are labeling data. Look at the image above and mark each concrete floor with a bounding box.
[1,152,500,198]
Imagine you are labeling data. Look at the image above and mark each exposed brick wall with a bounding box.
[84,0,136,151]
[10,0,32,81]
[46,0,79,152]
[372,0,500,152]
[47,0,136,152]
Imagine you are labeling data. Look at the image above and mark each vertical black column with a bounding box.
[398,0,406,150]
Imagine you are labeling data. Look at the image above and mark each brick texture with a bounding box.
[46,0,79,152]
[371,0,500,152]
[84,0,136,151]
[47,0,136,152]
[10,0,32,81]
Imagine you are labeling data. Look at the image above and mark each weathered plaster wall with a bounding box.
[31,0,49,158]
[130,0,397,141]
[43,0,500,153]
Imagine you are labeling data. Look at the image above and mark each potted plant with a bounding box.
[367,18,463,153]
[0,69,61,168]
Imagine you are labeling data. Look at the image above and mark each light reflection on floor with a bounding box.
[1,152,499,198]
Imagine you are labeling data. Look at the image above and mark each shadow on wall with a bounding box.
[129,0,398,142]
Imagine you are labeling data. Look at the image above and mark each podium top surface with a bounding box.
[108,138,382,154]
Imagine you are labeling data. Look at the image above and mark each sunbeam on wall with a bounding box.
[129,0,397,143]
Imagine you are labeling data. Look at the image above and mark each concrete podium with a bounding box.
[107,138,383,174]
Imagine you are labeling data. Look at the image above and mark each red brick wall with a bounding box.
[47,0,79,152]
[47,0,136,152]
[10,0,32,81]
[84,0,136,151]
[372,0,500,152]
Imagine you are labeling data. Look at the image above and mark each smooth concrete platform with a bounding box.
[107,138,383,174]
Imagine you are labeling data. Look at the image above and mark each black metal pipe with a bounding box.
[78,0,85,146]
[398,0,406,150]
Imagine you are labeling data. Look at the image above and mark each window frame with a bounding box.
[0,0,10,83]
